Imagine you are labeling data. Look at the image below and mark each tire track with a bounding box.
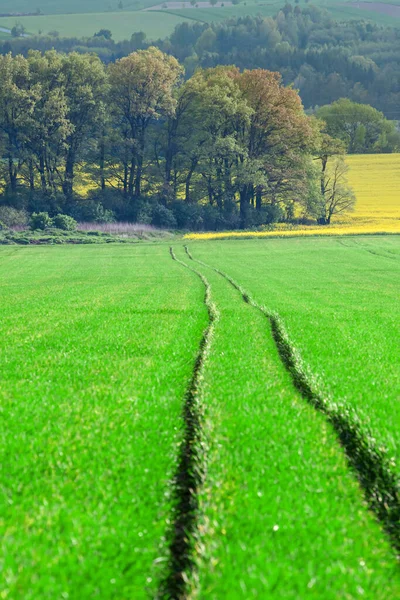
[158,248,218,599]
[185,244,400,555]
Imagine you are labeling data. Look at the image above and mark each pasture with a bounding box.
[1,236,400,598]
[0,11,192,41]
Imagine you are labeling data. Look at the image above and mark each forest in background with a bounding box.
[0,6,399,231]
[2,7,400,117]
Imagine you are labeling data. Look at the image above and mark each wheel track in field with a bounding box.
[337,238,400,260]
[158,248,218,599]
[184,244,400,555]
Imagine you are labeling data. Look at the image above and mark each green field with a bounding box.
[2,0,400,42]
[1,236,400,598]
[0,11,193,40]
[0,0,155,15]
[0,245,208,598]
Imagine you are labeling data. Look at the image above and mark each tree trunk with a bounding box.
[185,159,197,203]
[240,185,251,229]
[8,154,17,194]
[39,153,47,192]
[63,148,75,199]
[256,187,262,211]
[99,136,106,191]
[128,157,135,196]
[134,130,145,198]
[28,160,35,193]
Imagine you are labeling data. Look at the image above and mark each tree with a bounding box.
[11,23,26,38]
[316,156,355,224]
[313,133,355,224]
[108,47,182,201]
[26,50,72,195]
[316,99,399,154]
[235,69,318,225]
[94,29,113,40]
[0,54,36,195]
[61,53,107,198]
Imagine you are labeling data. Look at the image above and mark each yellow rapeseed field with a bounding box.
[185,153,400,240]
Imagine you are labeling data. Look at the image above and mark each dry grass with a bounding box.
[77,221,159,234]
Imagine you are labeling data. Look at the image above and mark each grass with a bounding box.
[3,0,400,41]
[189,236,400,477]
[172,244,400,598]
[0,0,158,15]
[186,153,400,240]
[0,243,208,598]
[2,238,400,596]
[0,11,193,40]
[0,226,173,244]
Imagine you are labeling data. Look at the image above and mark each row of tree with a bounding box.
[0,47,358,229]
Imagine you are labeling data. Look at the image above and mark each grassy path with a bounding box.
[172,245,400,599]
[0,245,208,599]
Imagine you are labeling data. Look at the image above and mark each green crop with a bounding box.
[0,244,207,599]
[173,244,400,599]
[1,238,400,599]
[190,236,400,471]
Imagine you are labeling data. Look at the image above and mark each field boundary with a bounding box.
[185,244,400,555]
[158,247,218,598]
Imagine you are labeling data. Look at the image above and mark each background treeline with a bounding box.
[1,45,382,230]
[2,6,400,118]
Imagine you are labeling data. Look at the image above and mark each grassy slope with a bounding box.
[0,244,207,599]
[0,11,192,40]
[0,0,155,15]
[4,0,400,41]
[173,245,400,599]
[190,236,400,470]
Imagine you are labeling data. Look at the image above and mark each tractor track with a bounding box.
[185,244,400,556]
[158,248,218,599]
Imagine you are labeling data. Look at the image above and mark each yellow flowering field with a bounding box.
[185,153,400,240]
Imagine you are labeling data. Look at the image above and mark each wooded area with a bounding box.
[1,6,399,230]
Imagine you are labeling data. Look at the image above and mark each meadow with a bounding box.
[2,0,400,41]
[0,11,192,41]
[1,235,400,598]
[0,244,208,598]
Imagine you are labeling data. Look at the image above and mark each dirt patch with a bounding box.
[146,1,232,9]
[346,2,400,18]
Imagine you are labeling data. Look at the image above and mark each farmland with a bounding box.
[0,244,208,598]
[2,0,400,41]
[1,236,400,598]
[187,153,400,240]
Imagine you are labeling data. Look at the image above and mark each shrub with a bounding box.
[0,206,28,228]
[151,204,177,229]
[136,202,153,225]
[27,192,65,216]
[0,220,7,231]
[171,202,204,230]
[71,201,116,224]
[30,212,52,230]
[52,214,77,231]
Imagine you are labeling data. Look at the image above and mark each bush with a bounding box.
[0,220,7,231]
[136,201,153,225]
[151,204,177,229]
[52,214,77,231]
[70,201,116,224]
[0,206,28,228]
[27,192,65,216]
[30,212,52,230]
[171,202,204,230]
